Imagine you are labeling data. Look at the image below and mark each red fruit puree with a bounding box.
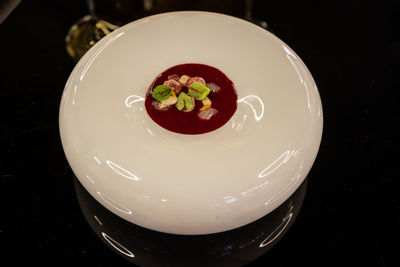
[145,63,237,135]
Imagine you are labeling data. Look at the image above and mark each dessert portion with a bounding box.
[145,63,237,135]
[151,74,219,120]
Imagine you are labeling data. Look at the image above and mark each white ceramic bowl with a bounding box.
[59,11,323,235]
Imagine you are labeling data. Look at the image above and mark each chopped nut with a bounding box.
[159,94,178,109]
[179,75,191,85]
[202,97,211,106]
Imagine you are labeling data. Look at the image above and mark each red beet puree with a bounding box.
[145,63,237,135]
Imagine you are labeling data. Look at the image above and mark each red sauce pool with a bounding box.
[145,63,237,135]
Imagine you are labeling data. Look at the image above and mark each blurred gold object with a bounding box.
[65,15,118,61]
[65,0,268,61]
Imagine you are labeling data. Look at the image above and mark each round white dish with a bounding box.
[59,11,323,235]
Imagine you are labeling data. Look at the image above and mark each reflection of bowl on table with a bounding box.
[60,11,322,237]
[74,176,308,266]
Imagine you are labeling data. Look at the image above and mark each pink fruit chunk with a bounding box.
[183,96,195,112]
[163,79,182,95]
[198,108,218,120]
[168,74,180,81]
[206,83,220,93]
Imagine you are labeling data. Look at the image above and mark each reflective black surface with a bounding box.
[75,177,307,266]
[1,0,399,266]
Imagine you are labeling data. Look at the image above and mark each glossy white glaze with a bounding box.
[59,11,323,235]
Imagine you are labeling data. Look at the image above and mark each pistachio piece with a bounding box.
[183,96,195,112]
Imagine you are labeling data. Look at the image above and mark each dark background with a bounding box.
[1,0,399,266]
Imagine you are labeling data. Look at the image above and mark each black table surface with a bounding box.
[1,0,399,266]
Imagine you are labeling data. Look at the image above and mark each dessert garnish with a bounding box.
[144,63,237,135]
[151,74,216,120]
